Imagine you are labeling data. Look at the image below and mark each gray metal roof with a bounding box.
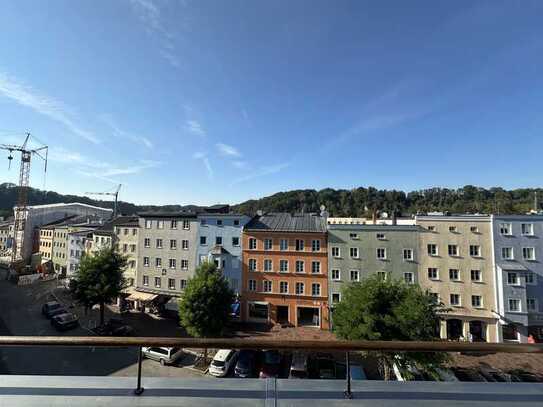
[244,213,327,233]
[497,263,529,271]
[137,211,198,219]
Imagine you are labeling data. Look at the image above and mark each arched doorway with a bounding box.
[469,320,486,342]
[447,319,463,340]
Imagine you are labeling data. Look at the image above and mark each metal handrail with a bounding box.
[0,336,542,353]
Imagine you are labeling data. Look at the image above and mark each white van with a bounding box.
[209,349,237,377]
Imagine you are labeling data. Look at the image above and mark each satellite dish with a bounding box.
[381,211,389,219]
[364,206,368,211]
[320,205,326,211]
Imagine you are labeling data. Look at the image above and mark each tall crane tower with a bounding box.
[1,133,48,263]
[85,184,122,218]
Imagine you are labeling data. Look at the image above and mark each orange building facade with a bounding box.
[241,214,329,329]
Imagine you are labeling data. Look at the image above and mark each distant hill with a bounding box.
[1,182,541,219]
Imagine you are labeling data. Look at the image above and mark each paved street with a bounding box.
[0,279,203,378]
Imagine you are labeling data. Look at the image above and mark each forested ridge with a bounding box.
[0,182,541,219]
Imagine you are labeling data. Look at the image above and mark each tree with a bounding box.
[70,247,127,326]
[178,262,234,359]
[333,275,449,380]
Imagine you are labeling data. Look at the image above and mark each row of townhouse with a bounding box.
[238,212,543,343]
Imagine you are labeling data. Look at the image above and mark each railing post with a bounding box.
[134,346,144,395]
[344,351,352,399]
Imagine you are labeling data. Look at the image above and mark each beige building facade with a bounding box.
[416,215,499,342]
[113,217,139,287]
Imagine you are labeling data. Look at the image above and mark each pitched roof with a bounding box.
[244,212,327,233]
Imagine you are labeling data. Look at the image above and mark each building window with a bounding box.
[522,247,535,260]
[200,236,207,245]
[427,225,436,231]
[145,220,152,229]
[234,219,240,226]
[263,259,272,272]
[429,293,439,303]
[376,248,386,260]
[248,259,257,271]
[350,247,359,259]
[279,281,288,294]
[157,220,164,229]
[216,219,223,226]
[350,270,359,282]
[168,279,176,290]
[295,260,304,273]
[279,239,288,251]
[471,269,482,282]
[295,282,304,295]
[428,267,439,280]
[171,220,177,229]
[279,260,288,273]
[232,237,240,246]
[249,238,257,250]
[181,259,188,269]
[376,233,386,240]
[295,239,304,251]
[332,293,341,304]
[499,223,512,235]
[154,277,161,288]
[182,240,189,250]
[331,247,340,257]
[502,324,519,341]
[311,261,320,274]
[182,220,190,230]
[130,244,136,253]
[349,233,359,240]
[180,280,187,290]
[526,272,537,285]
[377,271,387,281]
[264,239,272,250]
[403,249,413,261]
[248,279,256,291]
[200,219,207,226]
[449,269,460,281]
[448,245,459,257]
[471,295,482,308]
[156,239,163,249]
[448,226,457,233]
[143,275,149,286]
[427,244,438,256]
[404,272,414,284]
[507,272,519,285]
[143,257,150,267]
[155,258,162,267]
[311,283,321,296]
[508,299,521,312]
[215,236,223,245]
[502,247,513,260]
[263,280,272,293]
[521,223,534,236]
[469,245,481,257]
[144,238,150,248]
[311,239,321,252]
[527,298,537,312]
[450,294,460,306]
[331,269,340,280]
[169,259,176,269]
[470,226,479,233]
[170,239,177,250]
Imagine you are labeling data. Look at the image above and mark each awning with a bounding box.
[126,290,158,302]
[498,263,528,271]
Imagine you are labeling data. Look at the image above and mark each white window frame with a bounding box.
[508,298,521,312]
[182,240,189,250]
[403,248,414,261]
[471,295,483,308]
[295,282,304,295]
[448,244,459,257]
[331,246,340,258]
[264,239,273,251]
[248,258,257,271]
[428,267,439,280]
[279,281,288,294]
[404,272,414,284]
[263,259,273,272]
[499,223,512,236]
[331,292,341,304]
[376,247,386,260]
[182,220,190,230]
[469,245,481,257]
[450,294,461,307]
[331,269,341,281]
[521,223,534,236]
[449,269,460,281]
[427,244,438,256]
[311,283,321,297]
[501,247,514,260]
[376,233,386,240]
[311,239,321,252]
[295,239,305,251]
[526,272,537,285]
[507,272,520,286]
[263,280,272,293]
[248,279,257,292]
[279,239,288,251]
[448,226,457,233]
[295,260,304,273]
[527,298,538,312]
[350,247,359,259]
[471,269,482,282]
[311,261,321,274]
[350,269,360,282]
[522,247,536,261]
[169,258,176,269]
[181,259,188,270]
[279,259,289,273]
[249,238,257,250]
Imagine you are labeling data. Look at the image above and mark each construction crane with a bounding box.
[1,133,48,263]
[85,184,122,218]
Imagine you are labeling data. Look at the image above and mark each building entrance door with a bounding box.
[277,305,289,324]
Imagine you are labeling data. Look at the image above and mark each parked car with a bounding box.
[234,350,258,378]
[51,312,79,331]
[93,319,135,336]
[315,354,336,379]
[42,302,66,319]
[142,347,184,365]
[289,352,309,379]
[259,350,281,378]
[451,367,487,382]
[209,349,237,377]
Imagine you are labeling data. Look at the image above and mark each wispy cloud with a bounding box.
[185,119,206,137]
[193,151,213,180]
[232,160,247,169]
[216,142,241,158]
[231,162,289,185]
[78,160,161,180]
[100,114,153,148]
[0,72,99,143]
[128,0,181,68]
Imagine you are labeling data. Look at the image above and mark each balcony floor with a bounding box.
[1,376,543,406]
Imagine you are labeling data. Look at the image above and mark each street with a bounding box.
[0,278,204,378]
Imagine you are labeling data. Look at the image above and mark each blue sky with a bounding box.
[1,0,542,205]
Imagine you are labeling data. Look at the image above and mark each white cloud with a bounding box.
[216,143,241,158]
[100,114,153,149]
[78,160,160,180]
[232,160,247,169]
[231,162,289,185]
[193,151,213,180]
[185,119,206,137]
[0,72,99,143]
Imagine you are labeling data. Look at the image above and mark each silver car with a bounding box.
[142,347,184,365]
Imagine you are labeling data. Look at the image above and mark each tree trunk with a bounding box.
[204,347,208,363]
[99,302,105,326]
[383,361,391,381]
